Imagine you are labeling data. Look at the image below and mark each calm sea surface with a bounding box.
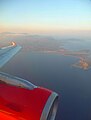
[1,39,91,120]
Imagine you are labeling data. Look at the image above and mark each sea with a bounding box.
[0,33,91,120]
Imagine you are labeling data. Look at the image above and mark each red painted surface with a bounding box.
[0,83,52,120]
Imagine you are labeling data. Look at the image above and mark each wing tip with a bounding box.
[11,42,16,46]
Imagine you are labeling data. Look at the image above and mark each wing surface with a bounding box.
[0,42,21,68]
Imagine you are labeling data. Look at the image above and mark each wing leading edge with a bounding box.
[0,42,21,68]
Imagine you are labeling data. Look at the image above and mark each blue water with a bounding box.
[1,50,91,120]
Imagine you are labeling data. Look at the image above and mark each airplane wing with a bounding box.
[0,42,58,120]
[0,42,21,68]
[0,72,58,120]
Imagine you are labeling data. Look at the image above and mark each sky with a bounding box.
[0,0,91,36]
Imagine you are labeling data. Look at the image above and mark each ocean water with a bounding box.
[1,37,91,120]
[1,51,91,120]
